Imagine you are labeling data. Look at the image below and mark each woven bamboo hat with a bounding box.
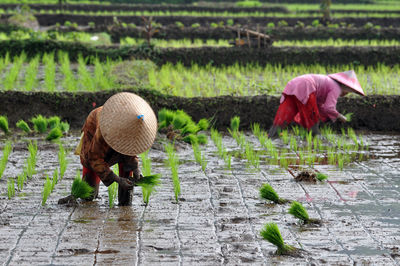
[328,70,365,96]
[99,92,157,156]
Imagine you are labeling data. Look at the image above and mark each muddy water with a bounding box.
[0,131,399,265]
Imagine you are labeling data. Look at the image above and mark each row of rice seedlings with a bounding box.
[0,141,12,179]
[164,142,180,202]
[78,54,95,91]
[192,142,207,172]
[3,53,25,91]
[58,51,77,92]
[24,55,40,91]
[43,53,56,92]
[42,168,60,206]
[210,128,232,169]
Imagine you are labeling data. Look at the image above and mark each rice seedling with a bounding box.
[25,141,38,178]
[0,115,9,134]
[58,144,68,180]
[24,55,39,91]
[290,136,298,151]
[17,171,26,191]
[197,118,209,131]
[196,133,208,145]
[32,115,48,133]
[43,53,56,92]
[280,130,289,145]
[259,183,289,204]
[51,169,59,192]
[224,153,232,170]
[338,155,345,170]
[41,174,52,206]
[7,178,15,199]
[46,127,63,141]
[260,222,298,256]
[16,119,31,133]
[251,123,261,138]
[4,53,25,91]
[108,181,118,208]
[71,171,94,199]
[288,201,321,224]
[59,121,70,133]
[244,142,259,168]
[192,143,207,172]
[157,108,175,129]
[0,141,12,180]
[78,54,95,91]
[136,174,161,187]
[58,51,77,92]
[165,143,180,202]
[230,116,240,132]
[47,116,60,129]
[316,172,328,181]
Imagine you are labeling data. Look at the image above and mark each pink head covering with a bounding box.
[328,70,365,96]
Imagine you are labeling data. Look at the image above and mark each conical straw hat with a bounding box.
[99,92,157,156]
[328,70,365,96]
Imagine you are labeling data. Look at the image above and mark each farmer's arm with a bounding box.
[319,88,341,121]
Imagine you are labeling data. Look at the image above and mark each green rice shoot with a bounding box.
[41,174,52,206]
[259,183,289,204]
[7,178,15,199]
[288,201,310,222]
[58,144,68,180]
[165,142,180,202]
[16,120,31,133]
[0,115,9,134]
[51,169,58,192]
[32,115,48,133]
[230,116,240,132]
[47,116,60,129]
[0,141,12,180]
[260,222,296,255]
[71,171,94,199]
[108,181,118,208]
[46,127,63,141]
[316,172,328,181]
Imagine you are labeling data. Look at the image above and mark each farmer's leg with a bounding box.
[269,95,299,138]
[82,167,100,200]
[295,92,321,135]
[118,163,134,206]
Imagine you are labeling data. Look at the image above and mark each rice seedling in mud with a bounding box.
[78,55,95,91]
[244,142,260,169]
[7,178,15,199]
[139,150,161,205]
[51,169,59,192]
[41,174,52,206]
[0,141,12,180]
[32,115,48,133]
[58,144,68,180]
[43,53,56,92]
[24,55,39,91]
[16,120,31,133]
[280,130,289,145]
[260,222,300,256]
[17,171,26,191]
[108,181,118,208]
[165,143,180,202]
[316,172,328,182]
[0,115,9,134]
[259,183,289,204]
[25,141,38,179]
[46,127,63,141]
[58,51,77,92]
[288,201,321,225]
[192,143,207,172]
[71,171,94,200]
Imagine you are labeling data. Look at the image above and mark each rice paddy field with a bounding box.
[0,0,400,265]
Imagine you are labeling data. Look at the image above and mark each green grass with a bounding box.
[71,172,94,199]
[0,116,9,134]
[259,183,289,204]
[260,223,297,255]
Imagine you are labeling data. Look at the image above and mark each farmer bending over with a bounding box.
[60,92,157,206]
[268,70,365,138]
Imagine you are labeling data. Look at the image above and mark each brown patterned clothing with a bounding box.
[80,107,140,187]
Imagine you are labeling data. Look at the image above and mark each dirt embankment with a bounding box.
[0,90,398,132]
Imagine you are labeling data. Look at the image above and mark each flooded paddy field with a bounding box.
[0,130,399,265]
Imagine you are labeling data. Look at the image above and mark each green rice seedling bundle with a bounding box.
[197,118,209,131]
[165,143,180,202]
[71,171,94,200]
[136,174,161,205]
[139,150,158,205]
[7,178,15,199]
[16,120,31,133]
[58,144,68,179]
[47,116,60,129]
[32,115,48,133]
[0,141,12,179]
[158,108,175,130]
[0,116,9,134]
[108,181,118,208]
[183,134,199,144]
[24,141,38,178]
[181,123,199,136]
[259,183,289,204]
[316,172,328,181]
[260,222,298,255]
[17,172,25,191]
[42,174,52,206]
[196,134,208,145]
[288,201,321,224]
[230,116,240,132]
[46,127,63,141]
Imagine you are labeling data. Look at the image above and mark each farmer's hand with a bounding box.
[337,113,347,123]
[115,176,133,190]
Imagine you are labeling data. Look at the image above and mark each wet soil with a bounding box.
[0,131,399,265]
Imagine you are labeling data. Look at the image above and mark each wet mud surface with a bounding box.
[0,131,400,265]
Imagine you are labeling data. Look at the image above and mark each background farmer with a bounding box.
[268,70,365,138]
[75,92,157,205]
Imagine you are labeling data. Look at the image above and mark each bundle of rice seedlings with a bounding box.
[71,175,94,200]
[197,118,209,131]
[136,174,161,187]
[197,133,208,144]
[46,127,63,141]
[260,222,298,256]
[181,123,199,135]
[288,201,321,224]
[172,114,188,130]
[47,116,60,129]
[32,115,48,133]
[259,183,289,204]
[0,116,9,134]
[16,120,31,133]
[230,116,240,132]
[182,134,198,144]
[158,108,175,129]
[59,121,70,133]
[344,113,353,122]
[316,172,328,181]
